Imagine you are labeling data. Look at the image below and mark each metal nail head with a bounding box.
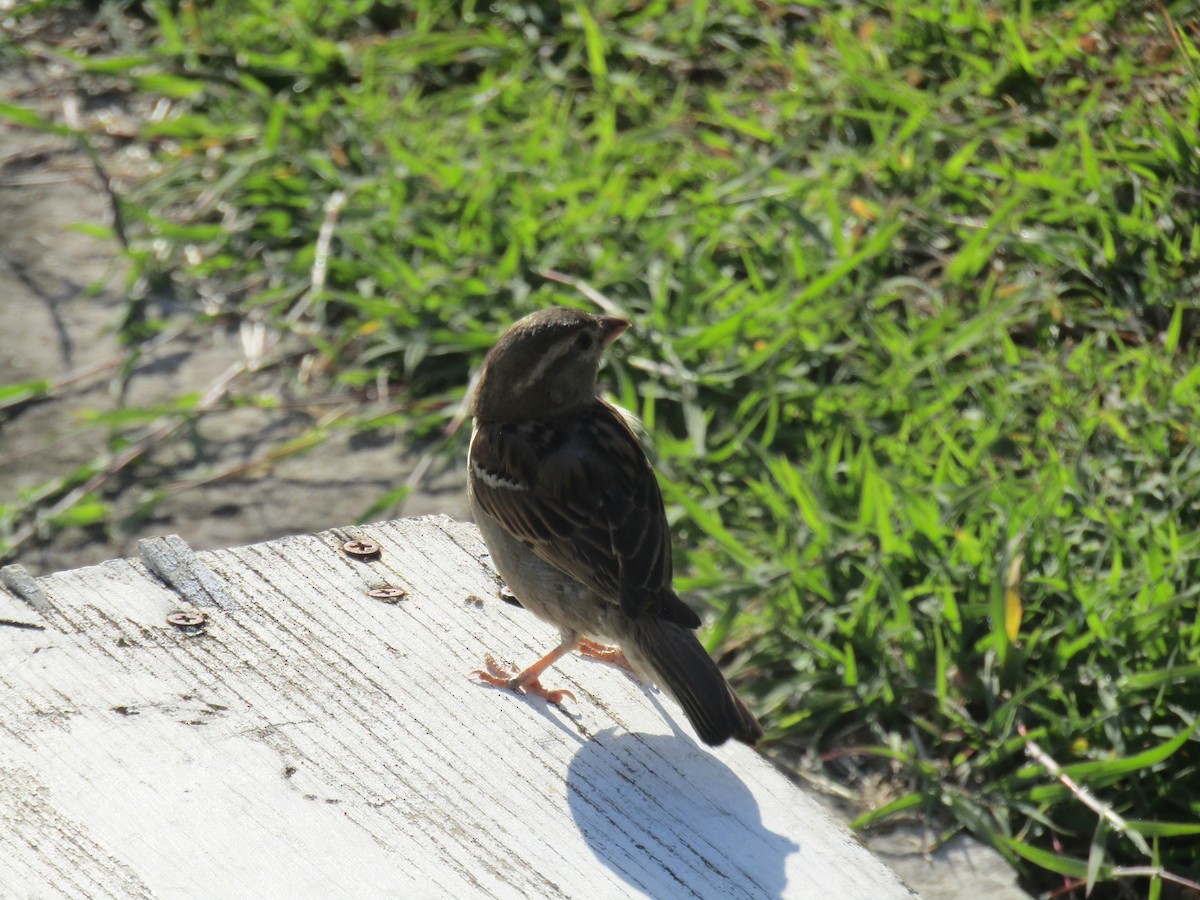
[368,586,407,602]
[167,610,208,628]
[342,539,381,560]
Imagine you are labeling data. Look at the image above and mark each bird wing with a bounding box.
[470,400,675,620]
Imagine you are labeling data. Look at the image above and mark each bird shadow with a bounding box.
[565,729,799,899]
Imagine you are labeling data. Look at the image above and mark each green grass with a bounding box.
[4,1,1200,893]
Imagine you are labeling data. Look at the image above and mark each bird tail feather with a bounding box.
[624,619,762,747]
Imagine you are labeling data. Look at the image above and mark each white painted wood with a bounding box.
[0,516,914,899]
[0,563,52,625]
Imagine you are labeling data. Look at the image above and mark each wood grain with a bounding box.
[1,516,913,899]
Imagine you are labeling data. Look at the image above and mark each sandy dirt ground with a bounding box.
[0,61,468,579]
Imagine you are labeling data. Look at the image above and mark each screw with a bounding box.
[167,610,208,628]
[342,539,381,560]
[368,586,407,602]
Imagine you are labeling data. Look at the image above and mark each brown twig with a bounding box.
[1015,722,1200,897]
[1048,867,1200,897]
[286,189,346,328]
[1017,722,1149,856]
[62,95,129,251]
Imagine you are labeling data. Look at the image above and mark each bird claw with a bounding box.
[577,638,635,673]
[471,655,576,705]
[527,683,577,705]
[473,653,517,681]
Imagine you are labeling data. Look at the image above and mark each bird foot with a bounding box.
[471,655,577,705]
[577,638,635,673]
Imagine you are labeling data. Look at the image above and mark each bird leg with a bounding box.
[577,638,636,674]
[472,634,578,705]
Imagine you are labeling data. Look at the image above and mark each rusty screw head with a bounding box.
[368,586,407,603]
[342,539,381,560]
[167,610,208,628]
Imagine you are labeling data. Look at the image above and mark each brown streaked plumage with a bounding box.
[467,306,762,747]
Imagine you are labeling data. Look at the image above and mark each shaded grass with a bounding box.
[3,0,1200,892]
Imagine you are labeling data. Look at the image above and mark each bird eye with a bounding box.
[573,332,595,352]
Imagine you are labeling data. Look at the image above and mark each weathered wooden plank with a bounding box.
[138,534,239,611]
[0,563,52,626]
[0,516,914,899]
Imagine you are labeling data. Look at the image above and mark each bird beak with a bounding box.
[599,316,630,348]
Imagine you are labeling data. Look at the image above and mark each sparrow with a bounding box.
[467,306,762,747]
